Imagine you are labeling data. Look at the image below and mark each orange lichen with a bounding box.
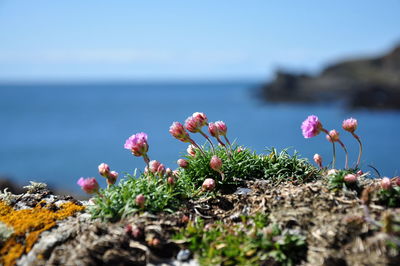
[0,200,85,266]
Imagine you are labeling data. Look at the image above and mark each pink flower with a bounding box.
[326,129,340,142]
[215,121,227,136]
[202,178,216,191]
[237,147,244,153]
[356,170,363,176]
[210,155,223,172]
[77,177,99,194]
[208,122,219,137]
[135,194,146,208]
[124,132,149,157]
[342,118,358,133]
[301,115,322,138]
[393,176,400,186]
[313,154,322,168]
[185,116,202,133]
[187,144,197,157]
[344,174,357,183]
[192,112,208,127]
[177,159,189,168]
[381,177,392,190]
[106,171,119,186]
[98,163,110,177]
[169,122,191,142]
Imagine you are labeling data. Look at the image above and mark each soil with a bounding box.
[3,177,400,265]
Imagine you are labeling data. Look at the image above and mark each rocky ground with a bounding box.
[1,177,400,266]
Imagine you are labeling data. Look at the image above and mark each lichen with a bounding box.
[0,200,85,266]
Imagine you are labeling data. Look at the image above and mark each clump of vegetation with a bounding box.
[327,169,363,191]
[89,170,197,221]
[173,214,307,266]
[377,177,400,207]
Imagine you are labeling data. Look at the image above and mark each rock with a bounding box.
[176,249,191,261]
[259,44,400,109]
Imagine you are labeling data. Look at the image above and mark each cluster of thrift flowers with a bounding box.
[77,163,119,194]
[171,112,233,188]
[301,115,362,170]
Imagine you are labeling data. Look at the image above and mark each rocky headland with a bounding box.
[259,45,400,109]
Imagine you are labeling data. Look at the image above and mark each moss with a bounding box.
[0,201,84,266]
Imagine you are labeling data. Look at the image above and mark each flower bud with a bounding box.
[237,147,244,153]
[210,156,222,172]
[165,168,172,177]
[149,160,161,173]
[192,112,208,127]
[356,170,363,176]
[215,121,227,136]
[135,194,146,208]
[98,163,110,177]
[381,177,392,190]
[167,176,175,185]
[326,129,340,142]
[185,116,202,133]
[106,171,118,186]
[77,177,99,194]
[344,174,357,183]
[313,154,322,168]
[169,122,191,143]
[187,144,197,157]
[177,159,189,168]
[208,122,219,137]
[202,178,216,191]
[342,118,358,133]
[393,176,400,186]
[157,163,166,176]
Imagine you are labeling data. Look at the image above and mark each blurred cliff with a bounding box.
[260,45,400,109]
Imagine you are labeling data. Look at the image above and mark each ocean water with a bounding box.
[1,82,399,193]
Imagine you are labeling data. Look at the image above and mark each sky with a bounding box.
[0,0,399,82]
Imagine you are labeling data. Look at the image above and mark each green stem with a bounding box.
[352,132,363,169]
[142,154,150,169]
[322,128,336,169]
[216,136,232,159]
[337,139,349,169]
[199,130,215,154]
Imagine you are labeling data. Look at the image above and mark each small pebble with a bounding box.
[177,249,191,261]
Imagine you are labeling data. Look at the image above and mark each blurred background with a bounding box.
[1,0,399,195]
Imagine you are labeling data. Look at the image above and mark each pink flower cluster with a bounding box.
[301,115,362,170]
[98,163,119,186]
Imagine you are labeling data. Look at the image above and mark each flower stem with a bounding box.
[337,139,349,169]
[189,139,206,156]
[322,128,336,169]
[223,135,232,148]
[142,154,150,168]
[216,136,232,159]
[352,132,363,169]
[199,130,215,154]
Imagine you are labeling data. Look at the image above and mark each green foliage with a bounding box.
[181,146,320,188]
[377,186,400,207]
[262,148,320,184]
[181,145,267,187]
[89,171,197,221]
[173,214,307,266]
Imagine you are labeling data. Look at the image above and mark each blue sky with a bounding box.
[0,0,399,82]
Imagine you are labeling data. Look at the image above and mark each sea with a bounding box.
[1,82,399,194]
